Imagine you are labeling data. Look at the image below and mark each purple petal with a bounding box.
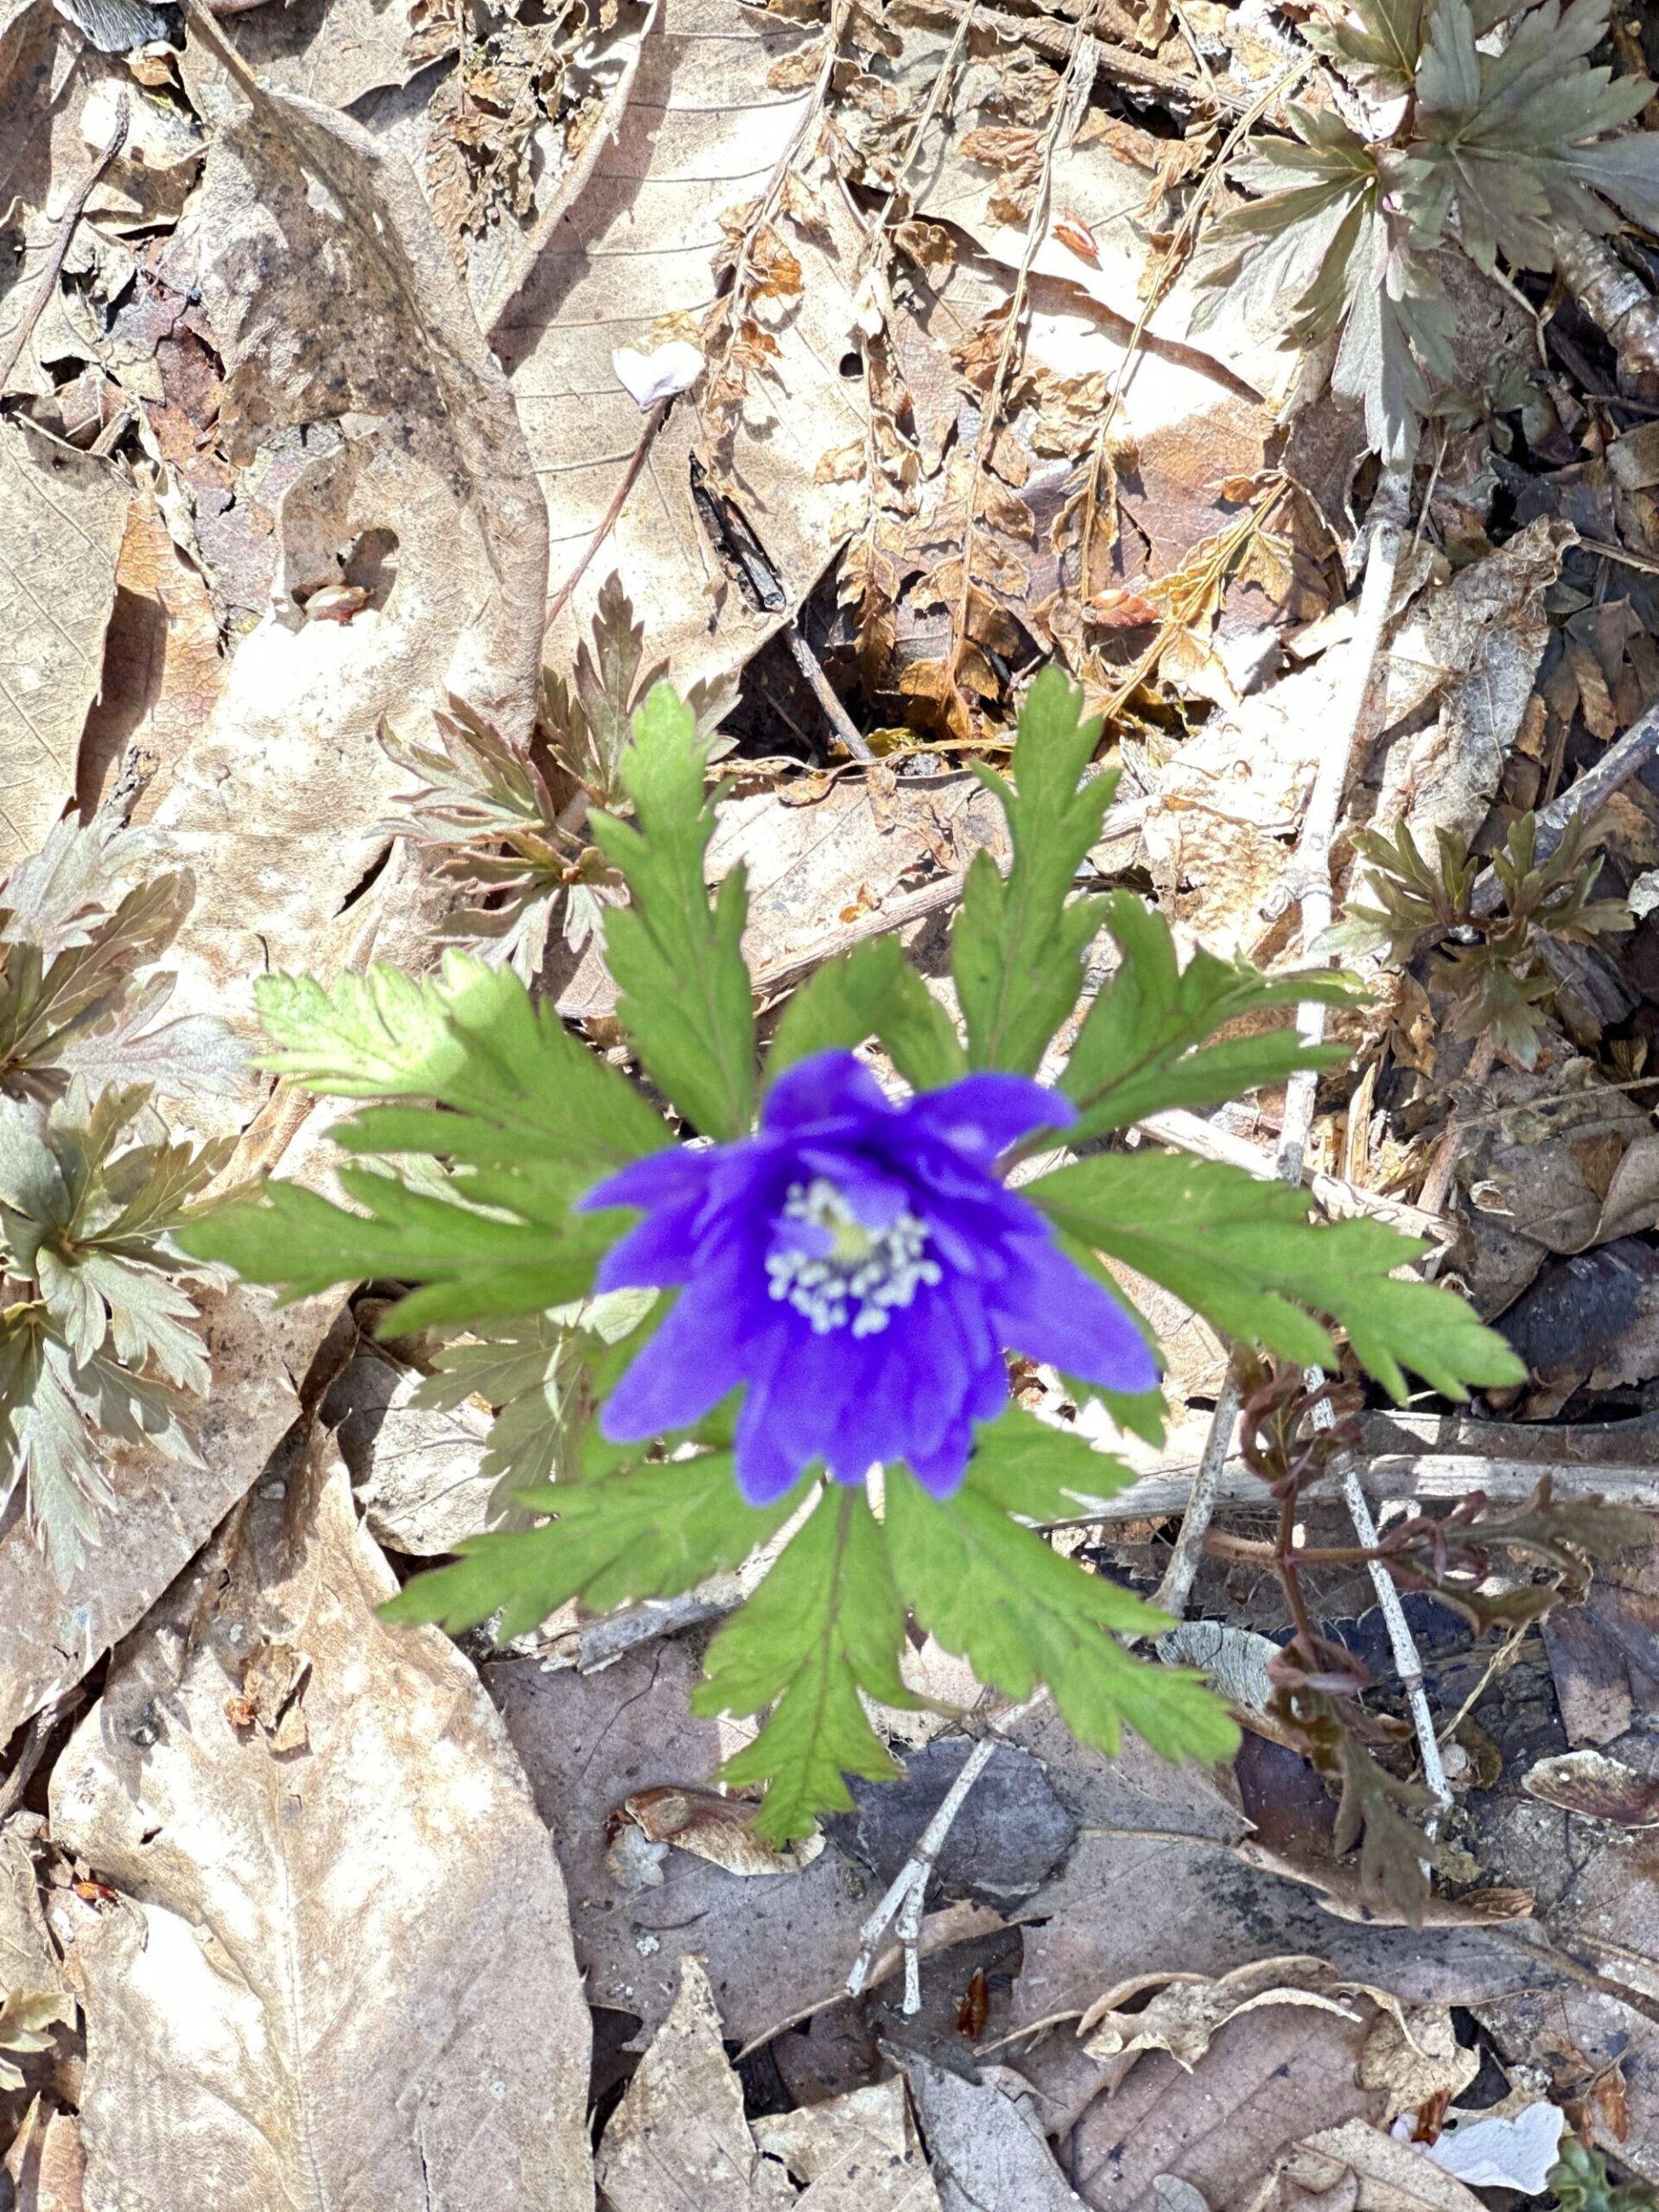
[762,1050,891,1132]
[735,1376,810,1505]
[992,1235,1160,1395]
[594,1200,712,1290]
[600,1274,759,1440]
[906,1073,1074,1162]
[905,1418,976,1498]
[580,1147,715,1216]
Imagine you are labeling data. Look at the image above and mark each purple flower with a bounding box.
[581,1052,1157,1504]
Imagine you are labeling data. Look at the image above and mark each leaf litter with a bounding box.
[3,0,1659,2205]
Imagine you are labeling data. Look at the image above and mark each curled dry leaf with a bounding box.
[48,1442,594,2211]
[1522,1748,1659,1827]
[1079,1956,1365,2074]
[619,1784,826,1878]
[1358,2007,1481,2125]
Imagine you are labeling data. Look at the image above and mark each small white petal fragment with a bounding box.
[1422,2101,1566,2194]
[611,340,704,410]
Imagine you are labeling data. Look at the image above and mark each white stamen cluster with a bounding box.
[765,1177,941,1338]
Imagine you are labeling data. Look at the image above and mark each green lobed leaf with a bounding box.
[1030,1153,1526,1401]
[589,683,756,1138]
[1060,894,1355,1139]
[695,1486,912,1842]
[181,1171,618,1332]
[967,1402,1141,1520]
[1411,0,1657,271]
[885,1468,1239,1766]
[255,950,669,1176]
[951,666,1116,1077]
[768,935,966,1091]
[384,1450,802,1641]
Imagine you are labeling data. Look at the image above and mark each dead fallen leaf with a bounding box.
[1373,520,1571,842]
[1013,1827,1555,2041]
[594,1955,794,2210]
[906,2057,1088,2212]
[1522,1748,1659,1827]
[752,2076,943,2210]
[1070,1999,1383,2212]
[3,2099,86,2212]
[489,1635,874,2044]
[186,0,424,111]
[48,1440,594,2210]
[0,420,129,874]
[0,1287,330,1747]
[1282,2120,1491,2212]
[145,37,547,1043]
[74,492,227,823]
[501,0,868,698]
[1080,1956,1364,2074]
[324,1351,502,1556]
[621,1784,825,1878]
[1357,2009,1481,2125]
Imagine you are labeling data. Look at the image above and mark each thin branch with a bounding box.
[845,1733,1000,2009]
[544,397,669,631]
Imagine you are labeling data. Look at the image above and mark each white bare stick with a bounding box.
[1154,465,1414,1620]
[845,1733,1000,2007]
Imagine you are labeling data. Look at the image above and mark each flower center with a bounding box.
[765,1178,942,1338]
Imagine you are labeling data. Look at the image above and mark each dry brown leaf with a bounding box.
[1373,520,1571,841]
[3,2099,86,2211]
[0,1832,60,2004]
[0,421,129,874]
[48,1442,594,2210]
[906,2059,1087,2212]
[1281,2121,1491,2212]
[501,0,868,700]
[0,1287,330,1748]
[1013,1827,1559,2043]
[594,1956,794,2211]
[75,492,226,821]
[1522,1748,1659,1827]
[752,2077,943,2209]
[1071,1999,1383,2211]
[186,0,424,110]
[140,41,546,1052]
[1080,1957,1363,2074]
[489,1636,874,2044]
[324,1351,501,1556]
[1357,2008,1481,2124]
[620,1784,825,1877]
